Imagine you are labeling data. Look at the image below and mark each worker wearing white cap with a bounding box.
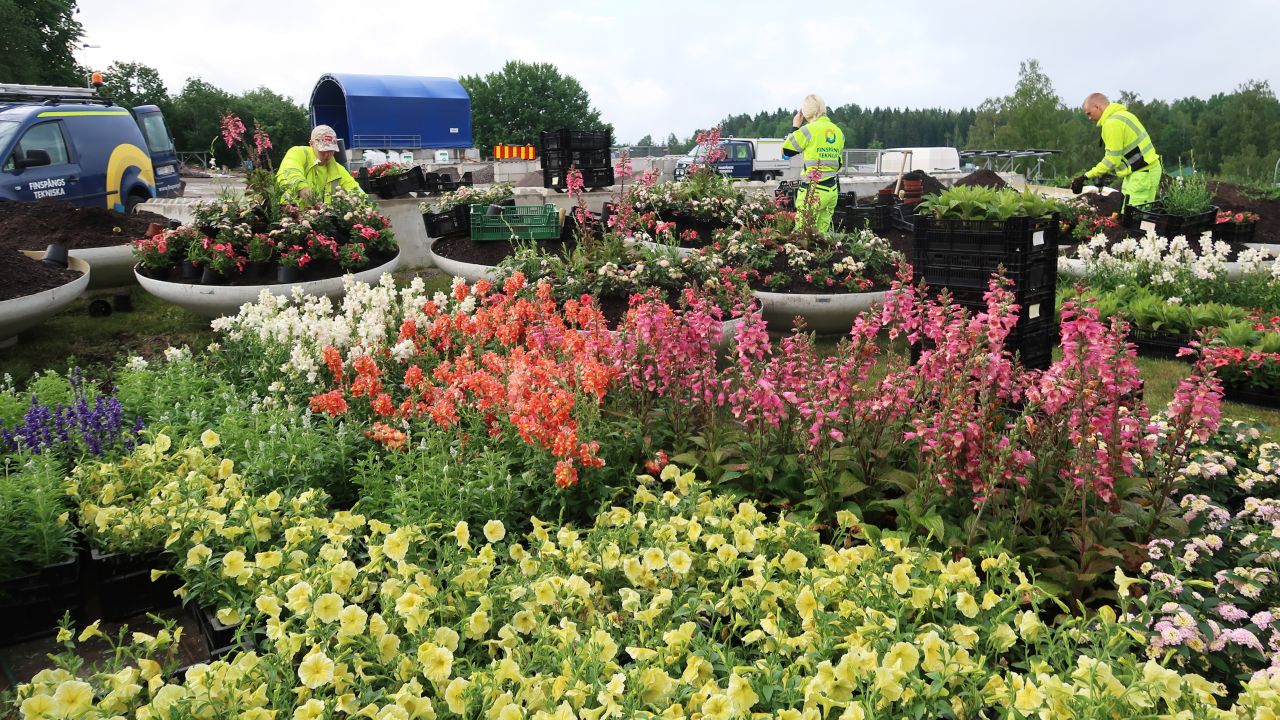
[276,125,364,203]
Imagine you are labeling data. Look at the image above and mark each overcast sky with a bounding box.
[75,0,1277,144]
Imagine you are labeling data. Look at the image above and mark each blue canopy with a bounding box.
[310,73,472,149]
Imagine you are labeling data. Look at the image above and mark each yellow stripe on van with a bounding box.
[104,143,154,208]
[36,110,130,117]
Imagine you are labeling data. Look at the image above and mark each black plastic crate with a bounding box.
[0,555,80,644]
[925,286,1058,329]
[838,204,892,233]
[915,250,1057,293]
[1129,203,1218,239]
[90,548,182,621]
[540,129,612,152]
[374,166,425,199]
[541,149,612,172]
[543,166,614,191]
[914,214,1059,262]
[1211,221,1257,244]
[423,210,458,237]
[1128,330,1194,362]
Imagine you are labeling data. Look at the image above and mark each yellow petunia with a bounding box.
[200,429,220,448]
[484,519,506,543]
[313,593,344,623]
[954,590,979,618]
[298,650,335,689]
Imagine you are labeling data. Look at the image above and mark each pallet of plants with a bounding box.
[1125,172,1217,238]
[132,186,399,317]
[627,168,769,252]
[1200,326,1280,408]
[0,370,148,636]
[0,455,80,644]
[1212,209,1260,244]
[419,181,515,238]
[495,224,753,332]
[913,185,1062,262]
[365,162,425,199]
[1059,285,1251,362]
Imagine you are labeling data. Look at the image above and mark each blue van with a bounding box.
[0,84,182,211]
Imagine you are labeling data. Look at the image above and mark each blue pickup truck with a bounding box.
[0,84,182,211]
[673,137,793,181]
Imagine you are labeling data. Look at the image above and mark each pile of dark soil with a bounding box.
[0,200,169,252]
[1210,180,1280,245]
[882,170,945,198]
[432,232,577,267]
[951,169,1008,190]
[0,258,81,301]
[0,201,169,301]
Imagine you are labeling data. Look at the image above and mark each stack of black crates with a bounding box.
[540,129,614,191]
[912,213,1059,369]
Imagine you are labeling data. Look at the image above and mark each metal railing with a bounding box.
[352,134,423,149]
[177,152,211,168]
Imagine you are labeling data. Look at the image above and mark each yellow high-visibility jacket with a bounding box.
[782,115,845,182]
[1086,103,1160,180]
[276,145,364,202]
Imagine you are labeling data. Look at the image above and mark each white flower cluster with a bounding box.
[211,274,478,383]
[1077,230,1277,291]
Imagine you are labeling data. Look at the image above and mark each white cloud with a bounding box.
[73,0,1279,144]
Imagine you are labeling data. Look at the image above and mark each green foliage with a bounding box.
[1160,172,1214,216]
[459,61,611,155]
[0,455,76,581]
[0,0,84,86]
[166,78,308,167]
[98,61,169,109]
[916,186,1060,221]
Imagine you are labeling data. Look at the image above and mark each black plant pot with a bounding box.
[200,267,226,285]
[42,243,69,268]
[89,548,181,621]
[277,266,299,284]
[181,261,201,280]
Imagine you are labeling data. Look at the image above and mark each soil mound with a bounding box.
[0,200,169,300]
[0,200,169,252]
[1209,180,1280,245]
[951,169,1008,190]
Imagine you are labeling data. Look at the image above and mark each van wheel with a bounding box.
[124,193,148,213]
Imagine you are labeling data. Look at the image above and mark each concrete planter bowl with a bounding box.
[72,244,136,289]
[753,289,887,335]
[426,237,501,284]
[0,252,91,348]
[134,250,402,319]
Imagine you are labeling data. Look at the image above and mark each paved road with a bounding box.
[180,175,245,199]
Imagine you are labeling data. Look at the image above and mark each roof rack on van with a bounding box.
[0,84,114,106]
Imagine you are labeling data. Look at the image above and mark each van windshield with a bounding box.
[0,121,18,154]
[138,113,173,154]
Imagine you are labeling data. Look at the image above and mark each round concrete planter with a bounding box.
[0,252,91,348]
[135,250,402,319]
[753,289,887,334]
[426,237,501,283]
[1058,254,1254,280]
[71,244,136,289]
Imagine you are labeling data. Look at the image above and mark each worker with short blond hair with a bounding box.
[782,94,844,233]
[1072,93,1161,208]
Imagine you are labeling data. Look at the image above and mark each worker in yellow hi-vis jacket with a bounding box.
[277,125,364,204]
[781,94,845,233]
[1072,92,1162,209]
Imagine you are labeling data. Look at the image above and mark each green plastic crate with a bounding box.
[469,204,561,241]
